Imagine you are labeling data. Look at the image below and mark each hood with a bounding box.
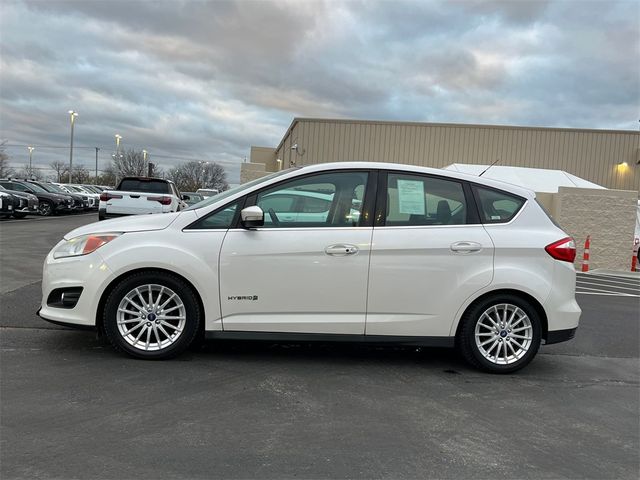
[64,211,184,239]
[5,190,36,201]
[36,191,69,201]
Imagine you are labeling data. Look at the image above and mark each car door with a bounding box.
[366,171,494,337]
[219,170,374,334]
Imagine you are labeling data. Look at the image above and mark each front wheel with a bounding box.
[103,271,201,359]
[38,201,53,216]
[458,294,541,373]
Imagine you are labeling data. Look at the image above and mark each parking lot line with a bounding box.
[576,272,640,297]
[576,286,639,297]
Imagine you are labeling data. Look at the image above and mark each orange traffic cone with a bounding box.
[581,236,590,272]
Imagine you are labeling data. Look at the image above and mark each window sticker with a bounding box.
[397,179,425,215]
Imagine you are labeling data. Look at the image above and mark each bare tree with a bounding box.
[96,165,117,187]
[111,149,148,178]
[0,140,14,178]
[16,163,44,180]
[166,161,228,192]
[49,160,69,182]
[72,164,92,183]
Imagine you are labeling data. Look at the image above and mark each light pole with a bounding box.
[143,149,148,175]
[27,146,34,177]
[95,147,100,183]
[114,134,122,161]
[68,110,78,183]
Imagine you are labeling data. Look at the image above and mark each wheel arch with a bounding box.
[453,289,549,342]
[95,267,206,336]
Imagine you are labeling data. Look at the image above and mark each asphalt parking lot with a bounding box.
[1,215,638,480]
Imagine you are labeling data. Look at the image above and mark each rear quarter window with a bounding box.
[473,186,525,224]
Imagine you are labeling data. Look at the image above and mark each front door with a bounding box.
[219,170,373,334]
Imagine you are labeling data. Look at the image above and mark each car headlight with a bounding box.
[53,233,122,259]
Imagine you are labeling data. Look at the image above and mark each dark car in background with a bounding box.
[0,190,16,217]
[27,181,88,212]
[0,185,39,218]
[0,179,72,216]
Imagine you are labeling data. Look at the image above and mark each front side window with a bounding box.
[255,171,369,228]
[187,201,240,229]
[473,186,525,223]
[385,173,467,226]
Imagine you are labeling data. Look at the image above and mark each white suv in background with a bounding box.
[39,162,580,373]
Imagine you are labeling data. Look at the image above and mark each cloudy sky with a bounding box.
[1,0,638,182]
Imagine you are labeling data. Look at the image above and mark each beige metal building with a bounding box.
[245,118,639,271]
[247,118,640,191]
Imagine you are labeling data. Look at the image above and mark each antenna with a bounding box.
[479,158,500,177]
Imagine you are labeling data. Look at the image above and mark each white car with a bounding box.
[55,183,100,209]
[99,177,186,220]
[39,162,581,373]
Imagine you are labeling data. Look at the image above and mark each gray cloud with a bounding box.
[1,0,638,182]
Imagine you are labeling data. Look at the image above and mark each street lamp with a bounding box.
[114,134,122,157]
[68,110,78,183]
[27,146,34,177]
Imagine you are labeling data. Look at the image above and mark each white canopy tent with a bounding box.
[443,164,606,193]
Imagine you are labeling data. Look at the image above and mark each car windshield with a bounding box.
[42,183,68,194]
[184,168,298,210]
[21,182,48,193]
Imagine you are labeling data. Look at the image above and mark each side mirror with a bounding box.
[181,194,190,201]
[240,206,264,229]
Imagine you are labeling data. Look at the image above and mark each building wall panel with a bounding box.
[269,119,639,190]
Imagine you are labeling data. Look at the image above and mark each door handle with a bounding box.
[325,244,359,256]
[450,241,482,253]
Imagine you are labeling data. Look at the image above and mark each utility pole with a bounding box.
[95,147,100,184]
[28,146,34,178]
[68,110,78,183]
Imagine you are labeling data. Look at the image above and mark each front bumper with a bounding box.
[39,249,114,327]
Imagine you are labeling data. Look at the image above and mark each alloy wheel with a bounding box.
[474,303,533,365]
[39,202,52,216]
[116,284,186,352]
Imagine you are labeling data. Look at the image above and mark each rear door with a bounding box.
[366,171,494,337]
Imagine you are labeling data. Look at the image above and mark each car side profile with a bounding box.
[39,162,580,373]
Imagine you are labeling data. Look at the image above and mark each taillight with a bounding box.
[147,196,172,205]
[545,237,576,263]
[100,192,123,201]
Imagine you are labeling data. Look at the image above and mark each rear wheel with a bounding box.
[12,212,27,219]
[458,294,541,373]
[103,271,201,359]
[38,201,53,216]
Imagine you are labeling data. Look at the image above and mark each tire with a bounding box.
[103,271,201,359]
[38,201,53,216]
[458,294,542,374]
[12,212,27,219]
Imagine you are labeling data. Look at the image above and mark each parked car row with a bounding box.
[0,179,111,219]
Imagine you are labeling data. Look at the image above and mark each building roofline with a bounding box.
[273,117,638,151]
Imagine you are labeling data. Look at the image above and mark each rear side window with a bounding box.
[386,173,468,226]
[118,179,170,194]
[473,186,525,223]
